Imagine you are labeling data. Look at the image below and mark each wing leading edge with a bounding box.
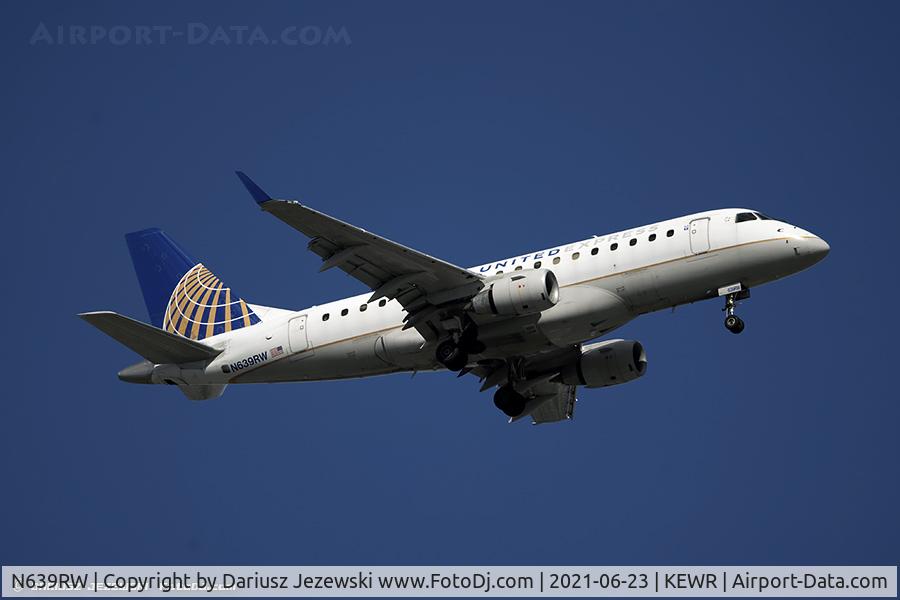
[236,171,483,340]
[235,172,580,424]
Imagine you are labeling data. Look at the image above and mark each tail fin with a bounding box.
[125,228,261,341]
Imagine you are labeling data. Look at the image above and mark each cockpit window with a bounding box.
[736,212,757,223]
[754,212,774,220]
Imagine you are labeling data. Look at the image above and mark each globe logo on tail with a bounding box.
[162,263,260,341]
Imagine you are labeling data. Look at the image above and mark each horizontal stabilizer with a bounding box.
[79,311,223,365]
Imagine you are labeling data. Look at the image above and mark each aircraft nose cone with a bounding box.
[803,236,830,262]
[811,237,830,257]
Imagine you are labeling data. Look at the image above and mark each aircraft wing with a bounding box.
[526,381,577,424]
[237,172,483,339]
[468,359,578,424]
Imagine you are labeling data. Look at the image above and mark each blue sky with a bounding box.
[1,1,898,567]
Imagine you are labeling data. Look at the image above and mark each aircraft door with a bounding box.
[288,315,311,354]
[689,218,711,254]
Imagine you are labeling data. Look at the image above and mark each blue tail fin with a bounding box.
[125,228,260,341]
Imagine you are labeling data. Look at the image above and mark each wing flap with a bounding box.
[238,172,483,338]
[528,383,577,424]
[260,199,478,289]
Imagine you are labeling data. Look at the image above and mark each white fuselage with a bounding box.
[162,208,829,387]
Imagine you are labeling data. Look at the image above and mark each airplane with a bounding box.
[80,172,830,423]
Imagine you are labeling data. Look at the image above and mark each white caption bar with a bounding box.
[2,566,896,597]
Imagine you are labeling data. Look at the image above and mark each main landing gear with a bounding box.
[435,322,485,372]
[723,291,747,334]
[435,338,468,371]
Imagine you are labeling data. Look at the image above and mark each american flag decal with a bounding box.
[270,345,284,358]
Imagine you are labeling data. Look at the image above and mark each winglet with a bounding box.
[235,171,273,205]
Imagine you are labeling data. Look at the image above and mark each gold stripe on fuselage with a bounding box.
[277,236,799,355]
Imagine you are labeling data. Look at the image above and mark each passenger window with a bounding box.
[496,270,503,275]
[736,212,757,223]
[322,313,330,321]
[514,265,523,271]
[360,304,367,312]
[629,238,637,246]
[341,308,349,316]
[649,233,656,242]
[553,257,560,265]
[666,229,674,237]
[591,247,598,255]
[378,299,387,307]
[572,252,580,260]
[610,243,618,251]
[534,261,542,268]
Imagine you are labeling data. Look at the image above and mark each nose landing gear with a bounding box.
[722,291,747,334]
[724,313,745,334]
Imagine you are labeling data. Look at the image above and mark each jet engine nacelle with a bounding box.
[471,269,560,316]
[559,339,647,388]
